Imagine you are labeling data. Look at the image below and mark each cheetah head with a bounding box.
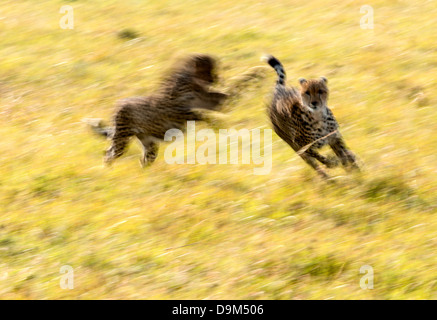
[299,77,329,110]
[191,54,218,84]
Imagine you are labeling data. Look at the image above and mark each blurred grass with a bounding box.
[0,0,436,299]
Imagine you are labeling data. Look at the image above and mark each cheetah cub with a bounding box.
[263,55,359,179]
[89,54,228,167]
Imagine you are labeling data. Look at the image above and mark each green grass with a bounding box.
[0,0,436,299]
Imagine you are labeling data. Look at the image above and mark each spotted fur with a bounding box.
[264,55,359,179]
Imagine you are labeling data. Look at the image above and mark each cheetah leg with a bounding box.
[104,132,130,166]
[196,91,228,111]
[300,152,330,179]
[137,135,160,168]
[190,82,228,111]
[306,148,339,168]
[329,138,359,171]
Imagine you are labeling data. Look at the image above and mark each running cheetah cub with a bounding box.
[89,54,228,167]
[85,54,268,168]
[263,55,359,179]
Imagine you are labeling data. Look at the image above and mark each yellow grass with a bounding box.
[0,0,436,299]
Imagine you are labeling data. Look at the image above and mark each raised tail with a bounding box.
[82,118,114,139]
[262,54,286,86]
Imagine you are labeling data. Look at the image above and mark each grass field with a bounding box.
[0,0,436,299]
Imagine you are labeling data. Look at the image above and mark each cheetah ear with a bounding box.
[298,78,307,85]
[320,76,328,83]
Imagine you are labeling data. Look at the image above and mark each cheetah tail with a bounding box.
[81,118,114,139]
[261,54,286,86]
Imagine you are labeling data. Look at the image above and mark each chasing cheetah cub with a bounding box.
[85,53,268,168]
[263,55,359,179]
[87,54,228,167]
